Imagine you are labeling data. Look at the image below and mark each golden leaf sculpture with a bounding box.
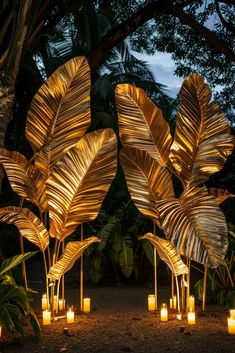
[115,84,172,167]
[0,56,118,308]
[120,147,174,225]
[47,128,117,240]
[169,74,235,188]
[157,186,228,268]
[48,236,100,281]
[26,56,91,177]
[0,207,49,252]
[207,188,235,204]
[0,148,47,212]
[139,233,188,276]
[116,74,234,270]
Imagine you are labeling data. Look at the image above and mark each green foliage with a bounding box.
[0,252,37,276]
[119,236,134,278]
[85,202,156,284]
[0,254,41,339]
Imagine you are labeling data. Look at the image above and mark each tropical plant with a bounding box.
[139,232,188,312]
[82,202,155,284]
[0,56,117,316]
[115,74,235,310]
[0,252,41,339]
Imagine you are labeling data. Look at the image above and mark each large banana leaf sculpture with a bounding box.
[0,57,117,304]
[139,232,188,312]
[116,74,235,269]
[139,233,188,277]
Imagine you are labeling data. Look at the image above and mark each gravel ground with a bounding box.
[1,284,235,353]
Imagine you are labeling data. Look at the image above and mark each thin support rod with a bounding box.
[20,236,28,290]
[80,224,84,312]
[171,271,175,303]
[62,241,65,308]
[175,275,181,314]
[186,258,191,311]
[181,274,185,311]
[19,197,28,290]
[153,222,157,310]
[42,250,49,309]
[202,266,208,312]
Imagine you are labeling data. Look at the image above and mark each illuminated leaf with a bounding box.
[170,74,235,188]
[0,148,47,212]
[120,147,174,225]
[0,207,49,252]
[115,84,172,167]
[47,128,117,240]
[48,237,100,281]
[157,186,228,268]
[26,56,91,177]
[139,233,188,276]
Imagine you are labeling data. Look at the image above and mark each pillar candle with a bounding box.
[228,317,235,334]
[0,325,2,337]
[160,303,168,321]
[188,309,195,325]
[170,298,173,309]
[41,294,48,310]
[173,296,177,309]
[42,310,51,325]
[148,294,156,311]
[83,298,91,313]
[188,295,195,311]
[67,308,75,323]
[230,309,235,320]
[59,298,65,311]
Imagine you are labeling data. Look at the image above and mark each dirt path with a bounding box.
[1,285,235,353]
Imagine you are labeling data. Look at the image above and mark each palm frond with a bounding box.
[157,186,228,268]
[26,56,91,177]
[47,128,117,240]
[120,147,174,225]
[0,148,45,210]
[0,207,49,252]
[48,236,100,281]
[115,83,172,167]
[139,233,188,276]
[169,74,235,188]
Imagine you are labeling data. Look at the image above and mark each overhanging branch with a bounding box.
[87,0,235,72]
[171,8,235,62]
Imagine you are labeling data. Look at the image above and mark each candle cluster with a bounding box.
[41,293,91,326]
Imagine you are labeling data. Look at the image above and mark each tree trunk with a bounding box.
[0,79,15,179]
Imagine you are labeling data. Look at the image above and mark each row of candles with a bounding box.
[148,294,196,325]
[148,294,235,334]
[42,294,91,325]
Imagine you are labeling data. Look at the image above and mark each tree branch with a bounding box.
[215,0,235,35]
[87,0,176,72]
[171,7,235,62]
[87,0,235,72]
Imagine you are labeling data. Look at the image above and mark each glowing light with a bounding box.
[160,303,168,321]
[83,298,91,313]
[43,310,51,325]
[67,308,75,323]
